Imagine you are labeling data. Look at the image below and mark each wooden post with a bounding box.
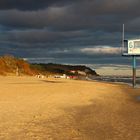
[16,66,19,76]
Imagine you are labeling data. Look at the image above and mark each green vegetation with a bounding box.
[32,63,98,76]
[0,55,98,77]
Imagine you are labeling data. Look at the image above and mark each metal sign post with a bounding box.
[122,24,139,88]
[132,56,136,88]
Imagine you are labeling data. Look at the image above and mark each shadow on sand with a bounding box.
[18,96,140,140]
[8,80,66,85]
[120,85,140,103]
[41,80,66,84]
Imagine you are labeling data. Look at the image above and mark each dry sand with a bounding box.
[0,76,140,140]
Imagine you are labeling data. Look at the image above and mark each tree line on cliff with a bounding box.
[0,55,98,76]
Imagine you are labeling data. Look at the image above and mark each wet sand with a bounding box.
[0,76,140,140]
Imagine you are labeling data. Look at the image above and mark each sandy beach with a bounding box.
[0,76,140,140]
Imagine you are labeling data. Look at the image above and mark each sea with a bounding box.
[89,75,140,88]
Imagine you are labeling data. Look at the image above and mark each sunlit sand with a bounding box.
[0,76,140,139]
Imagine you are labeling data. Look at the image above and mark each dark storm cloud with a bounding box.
[0,0,140,65]
[0,0,140,32]
[0,29,86,44]
[0,0,78,10]
[0,29,121,48]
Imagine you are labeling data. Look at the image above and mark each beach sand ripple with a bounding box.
[0,76,140,140]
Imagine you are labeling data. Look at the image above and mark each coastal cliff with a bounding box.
[0,55,99,77]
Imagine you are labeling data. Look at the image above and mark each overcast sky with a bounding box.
[0,0,140,70]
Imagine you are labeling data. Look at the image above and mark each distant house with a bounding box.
[70,70,76,74]
[67,75,78,79]
[60,74,67,79]
[77,70,86,76]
